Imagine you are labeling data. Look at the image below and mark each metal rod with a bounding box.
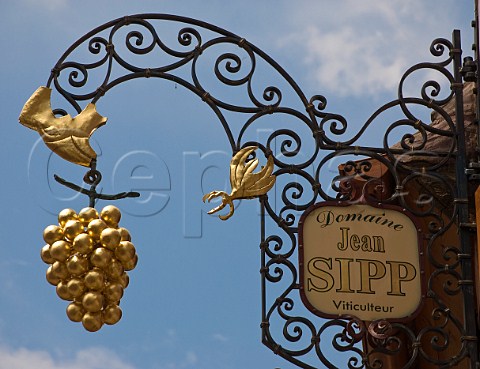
[260,197,267,344]
[452,29,479,368]
[472,0,480,163]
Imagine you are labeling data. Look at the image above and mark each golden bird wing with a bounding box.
[229,146,276,199]
[238,154,276,197]
[19,86,107,167]
[19,86,55,132]
[230,146,256,189]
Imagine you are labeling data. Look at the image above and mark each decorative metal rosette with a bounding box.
[41,205,138,332]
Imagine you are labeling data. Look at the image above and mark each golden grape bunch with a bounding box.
[41,205,138,332]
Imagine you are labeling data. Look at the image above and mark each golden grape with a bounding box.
[78,207,99,227]
[82,291,104,313]
[63,220,83,240]
[100,205,121,228]
[87,219,108,240]
[82,312,103,332]
[50,240,72,262]
[58,208,78,228]
[100,228,121,250]
[84,269,105,291]
[103,305,122,325]
[41,244,54,264]
[43,225,64,245]
[66,254,89,276]
[73,233,94,254]
[66,302,84,322]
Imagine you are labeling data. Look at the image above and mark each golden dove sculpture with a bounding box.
[19,86,107,167]
[203,146,276,220]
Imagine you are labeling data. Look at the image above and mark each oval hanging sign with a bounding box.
[298,202,424,322]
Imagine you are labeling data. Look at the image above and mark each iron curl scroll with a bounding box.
[41,14,477,369]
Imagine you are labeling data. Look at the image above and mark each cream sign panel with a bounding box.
[299,203,423,321]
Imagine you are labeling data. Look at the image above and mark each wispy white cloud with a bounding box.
[0,343,200,369]
[0,346,136,369]
[159,328,178,347]
[277,0,465,98]
[157,351,198,369]
[212,333,228,342]
[184,351,198,366]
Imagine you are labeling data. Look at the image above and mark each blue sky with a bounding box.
[0,1,475,369]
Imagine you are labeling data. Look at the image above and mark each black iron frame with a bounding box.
[40,14,479,369]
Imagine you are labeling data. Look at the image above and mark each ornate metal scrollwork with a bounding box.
[34,14,477,368]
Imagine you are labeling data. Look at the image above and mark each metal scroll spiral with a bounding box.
[45,15,473,369]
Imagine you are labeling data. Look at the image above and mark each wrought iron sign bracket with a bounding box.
[17,14,480,369]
